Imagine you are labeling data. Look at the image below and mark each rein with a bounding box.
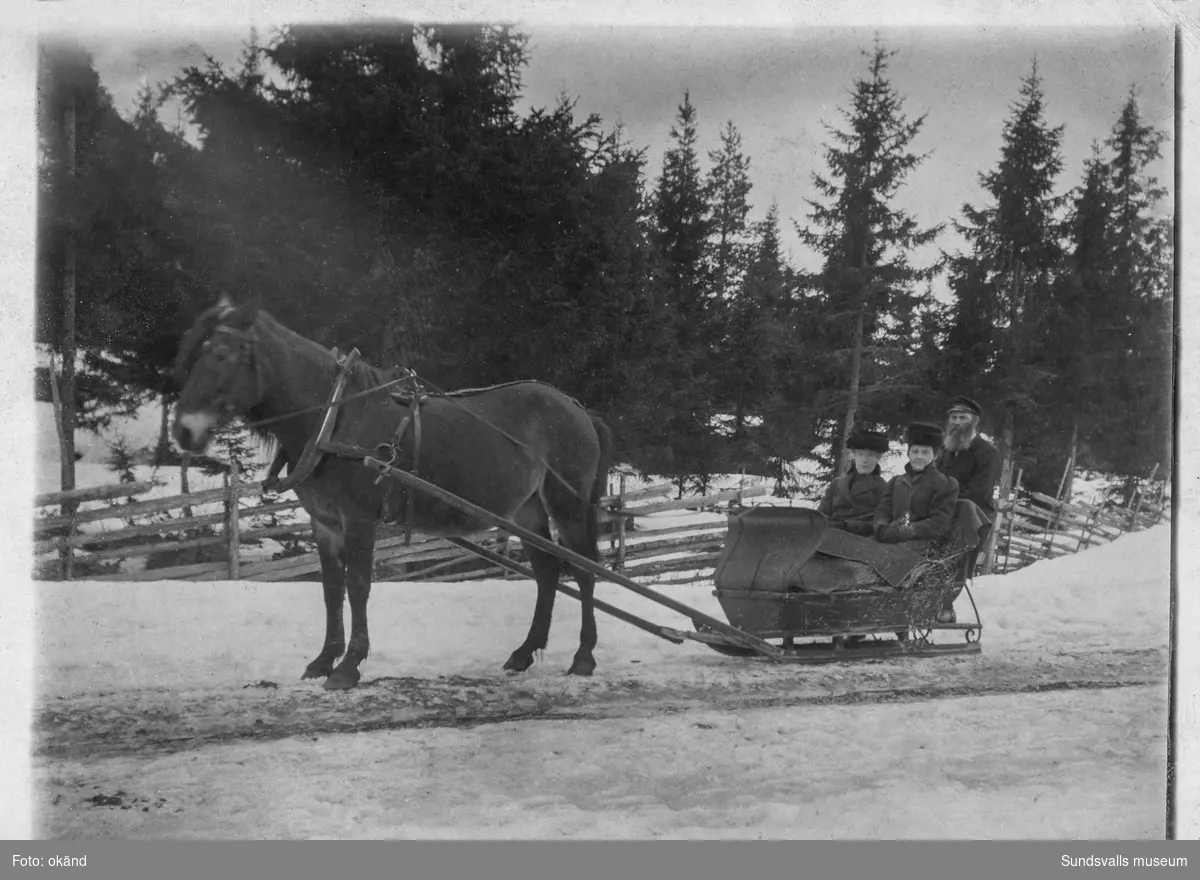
[215,320,596,517]
[243,373,414,431]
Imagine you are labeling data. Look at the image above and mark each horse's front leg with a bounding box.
[301,518,347,681]
[324,519,378,691]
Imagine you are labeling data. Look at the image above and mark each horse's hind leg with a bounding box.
[555,518,598,677]
[302,518,346,680]
[504,501,560,673]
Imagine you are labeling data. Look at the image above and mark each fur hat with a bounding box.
[947,396,982,418]
[904,421,945,449]
[846,428,889,453]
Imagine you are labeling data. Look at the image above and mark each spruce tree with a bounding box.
[950,60,1066,494]
[649,93,721,491]
[37,42,204,431]
[1043,144,1114,495]
[704,120,753,303]
[796,41,941,474]
[717,205,782,455]
[729,204,808,479]
[1101,91,1172,486]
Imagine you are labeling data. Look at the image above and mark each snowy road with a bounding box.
[32,524,1171,838]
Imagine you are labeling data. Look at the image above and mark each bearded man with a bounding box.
[936,396,1001,520]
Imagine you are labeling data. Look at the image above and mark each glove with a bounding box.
[876,522,915,543]
[844,519,875,537]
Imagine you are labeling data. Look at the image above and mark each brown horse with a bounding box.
[172,297,613,690]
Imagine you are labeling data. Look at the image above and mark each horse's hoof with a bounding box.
[503,653,533,673]
[323,670,360,691]
[302,656,337,680]
[566,660,596,677]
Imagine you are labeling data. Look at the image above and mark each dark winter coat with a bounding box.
[873,463,959,544]
[937,435,1001,517]
[818,466,887,536]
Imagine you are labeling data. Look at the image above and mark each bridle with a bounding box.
[198,323,265,420]
[198,322,414,432]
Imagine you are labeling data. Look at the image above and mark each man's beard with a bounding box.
[944,419,976,452]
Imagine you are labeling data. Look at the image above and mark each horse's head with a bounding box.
[172,296,263,454]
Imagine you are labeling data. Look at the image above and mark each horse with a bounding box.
[171,296,613,690]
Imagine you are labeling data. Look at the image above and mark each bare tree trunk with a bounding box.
[58,94,78,578]
[1060,421,1078,503]
[226,461,241,579]
[997,259,1025,498]
[998,408,1017,502]
[155,395,171,466]
[181,454,193,519]
[839,299,866,476]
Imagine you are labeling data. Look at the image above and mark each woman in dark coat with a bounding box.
[818,428,890,535]
[873,421,959,550]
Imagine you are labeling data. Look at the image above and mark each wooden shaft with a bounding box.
[363,458,780,658]
[445,537,684,645]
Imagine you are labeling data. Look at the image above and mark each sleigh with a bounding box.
[680,500,990,662]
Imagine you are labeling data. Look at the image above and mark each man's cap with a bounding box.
[947,396,982,418]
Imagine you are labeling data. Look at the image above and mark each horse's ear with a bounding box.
[215,293,237,317]
[220,297,261,329]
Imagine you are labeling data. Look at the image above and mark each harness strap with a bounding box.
[415,375,591,506]
[262,348,361,494]
[377,374,424,544]
[262,447,289,491]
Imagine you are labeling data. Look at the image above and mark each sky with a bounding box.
[77,20,1175,282]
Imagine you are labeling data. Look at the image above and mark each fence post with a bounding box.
[999,468,1023,574]
[1125,463,1159,533]
[616,473,627,572]
[982,509,999,575]
[1075,507,1096,553]
[48,354,75,580]
[1040,455,1075,559]
[226,461,241,580]
[63,513,77,580]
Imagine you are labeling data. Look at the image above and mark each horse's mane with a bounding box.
[173,305,225,383]
[348,357,396,390]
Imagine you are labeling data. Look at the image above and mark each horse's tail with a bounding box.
[587,413,615,557]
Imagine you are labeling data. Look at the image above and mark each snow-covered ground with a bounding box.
[20,400,1192,840]
[26,522,1178,839]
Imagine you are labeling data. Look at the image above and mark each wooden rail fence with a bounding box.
[37,465,1165,585]
[34,471,771,586]
[990,477,1168,574]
